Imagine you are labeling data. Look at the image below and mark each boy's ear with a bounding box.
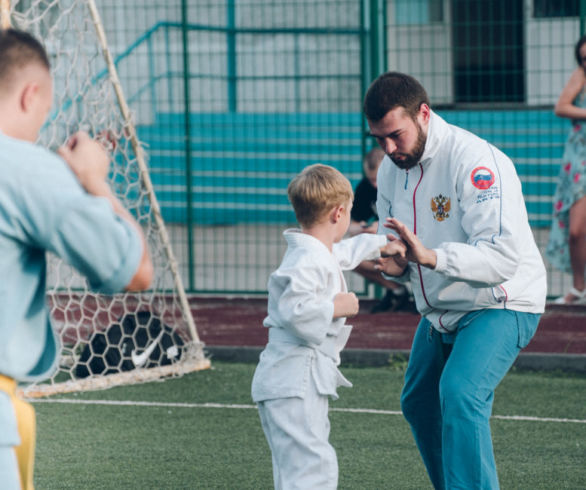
[331,204,344,223]
[20,82,40,113]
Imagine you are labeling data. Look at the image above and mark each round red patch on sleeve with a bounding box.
[470,166,495,190]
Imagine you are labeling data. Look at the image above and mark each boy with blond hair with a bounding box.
[251,164,405,489]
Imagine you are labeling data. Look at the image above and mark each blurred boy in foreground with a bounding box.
[0,28,152,489]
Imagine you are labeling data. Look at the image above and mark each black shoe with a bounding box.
[395,294,417,313]
[370,291,392,313]
[370,289,404,314]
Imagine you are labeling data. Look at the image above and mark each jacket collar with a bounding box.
[419,110,449,168]
[283,228,332,255]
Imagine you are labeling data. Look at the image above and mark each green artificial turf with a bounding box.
[32,362,586,489]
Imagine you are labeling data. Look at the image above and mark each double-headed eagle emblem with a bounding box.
[431,194,451,221]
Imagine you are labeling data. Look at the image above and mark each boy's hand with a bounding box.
[372,234,409,276]
[380,234,407,258]
[333,292,359,318]
[374,255,408,277]
[57,131,111,196]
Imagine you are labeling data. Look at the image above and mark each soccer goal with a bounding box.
[2,0,210,397]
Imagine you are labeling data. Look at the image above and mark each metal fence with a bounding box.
[82,0,582,296]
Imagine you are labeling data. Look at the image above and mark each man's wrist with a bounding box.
[423,249,437,269]
[431,248,446,271]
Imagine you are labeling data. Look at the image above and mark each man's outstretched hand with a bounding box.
[384,217,437,269]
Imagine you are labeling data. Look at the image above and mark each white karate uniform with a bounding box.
[252,229,386,490]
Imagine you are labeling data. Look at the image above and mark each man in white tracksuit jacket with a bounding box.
[364,72,546,489]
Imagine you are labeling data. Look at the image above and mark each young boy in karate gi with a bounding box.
[251,163,405,489]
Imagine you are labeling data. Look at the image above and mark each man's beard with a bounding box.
[390,123,426,170]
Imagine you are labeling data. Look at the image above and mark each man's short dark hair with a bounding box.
[363,72,430,122]
[0,28,50,86]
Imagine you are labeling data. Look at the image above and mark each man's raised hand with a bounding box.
[384,217,437,269]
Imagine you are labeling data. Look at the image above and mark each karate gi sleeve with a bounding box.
[333,233,387,271]
[14,155,142,294]
[270,262,334,345]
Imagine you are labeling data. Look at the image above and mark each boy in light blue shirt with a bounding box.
[0,28,153,489]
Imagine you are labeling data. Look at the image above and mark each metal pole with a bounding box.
[370,0,386,80]
[181,0,195,290]
[361,0,370,157]
[227,0,237,112]
[147,37,157,122]
[362,0,387,146]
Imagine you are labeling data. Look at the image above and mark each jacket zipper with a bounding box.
[412,163,433,310]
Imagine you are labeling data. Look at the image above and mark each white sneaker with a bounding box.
[552,287,586,305]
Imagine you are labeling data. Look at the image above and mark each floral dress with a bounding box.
[546,89,586,273]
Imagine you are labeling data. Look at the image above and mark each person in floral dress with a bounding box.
[546,35,586,304]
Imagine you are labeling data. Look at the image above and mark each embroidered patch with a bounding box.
[475,185,500,204]
[431,194,451,221]
[470,166,495,190]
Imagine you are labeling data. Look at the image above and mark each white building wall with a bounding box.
[386,24,453,104]
[525,18,580,105]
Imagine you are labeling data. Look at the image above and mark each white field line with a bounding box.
[30,398,586,424]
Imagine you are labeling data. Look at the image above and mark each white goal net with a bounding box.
[4,0,210,397]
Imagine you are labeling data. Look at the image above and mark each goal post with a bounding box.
[4,0,210,397]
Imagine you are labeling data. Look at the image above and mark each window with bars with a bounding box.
[533,0,578,18]
[452,0,524,103]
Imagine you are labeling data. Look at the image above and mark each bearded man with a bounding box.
[366,72,546,490]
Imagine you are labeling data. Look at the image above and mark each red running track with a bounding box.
[189,297,586,355]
